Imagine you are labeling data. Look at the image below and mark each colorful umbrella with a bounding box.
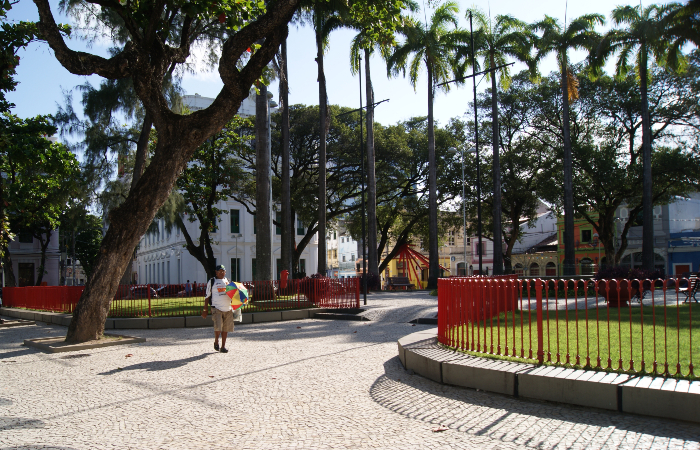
[225,281,249,310]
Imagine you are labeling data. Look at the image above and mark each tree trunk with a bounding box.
[280,35,293,278]
[316,26,328,275]
[561,52,575,276]
[2,251,16,287]
[640,47,654,272]
[427,64,439,290]
[34,229,51,285]
[490,53,503,275]
[255,85,273,283]
[364,49,378,279]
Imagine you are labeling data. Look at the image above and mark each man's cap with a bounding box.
[215,264,226,271]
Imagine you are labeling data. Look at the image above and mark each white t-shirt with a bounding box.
[207,277,232,312]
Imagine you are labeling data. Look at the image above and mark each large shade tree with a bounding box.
[32,0,300,343]
[595,3,681,271]
[386,1,468,289]
[532,12,604,276]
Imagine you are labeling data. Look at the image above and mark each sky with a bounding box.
[6,0,678,132]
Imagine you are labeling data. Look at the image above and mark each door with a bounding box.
[674,264,691,276]
[18,263,34,287]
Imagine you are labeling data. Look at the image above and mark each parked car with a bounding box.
[127,286,158,299]
[156,284,184,298]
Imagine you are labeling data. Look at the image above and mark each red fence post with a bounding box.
[536,278,544,365]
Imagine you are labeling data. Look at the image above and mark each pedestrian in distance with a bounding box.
[201,265,233,353]
[185,280,192,297]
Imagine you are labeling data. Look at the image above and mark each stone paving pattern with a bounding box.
[1,292,699,449]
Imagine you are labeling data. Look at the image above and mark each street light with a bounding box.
[593,232,600,270]
[448,146,477,276]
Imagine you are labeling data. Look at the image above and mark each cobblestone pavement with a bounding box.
[1,292,699,450]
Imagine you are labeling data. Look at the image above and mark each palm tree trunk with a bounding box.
[316,27,327,276]
[364,49,378,279]
[255,84,272,282]
[561,52,575,276]
[490,55,503,275]
[280,35,293,278]
[427,64,439,290]
[640,47,654,271]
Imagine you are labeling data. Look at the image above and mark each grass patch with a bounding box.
[444,304,700,379]
[108,295,314,317]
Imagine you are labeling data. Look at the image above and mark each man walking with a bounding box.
[201,265,233,353]
[185,280,192,297]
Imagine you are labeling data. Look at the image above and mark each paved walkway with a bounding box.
[1,292,699,450]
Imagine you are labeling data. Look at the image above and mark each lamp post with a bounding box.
[593,232,600,271]
[448,146,478,276]
[234,233,242,280]
[448,147,464,275]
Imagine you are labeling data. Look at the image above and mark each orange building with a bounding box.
[557,213,604,276]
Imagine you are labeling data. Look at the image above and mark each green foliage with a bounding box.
[177,115,251,233]
[61,208,103,281]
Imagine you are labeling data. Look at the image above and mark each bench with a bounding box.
[387,276,415,291]
[678,273,700,303]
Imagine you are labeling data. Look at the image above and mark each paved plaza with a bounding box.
[1,292,699,449]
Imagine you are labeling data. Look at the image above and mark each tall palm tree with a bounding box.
[305,0,347,275]
[387,1,468,289]
[596,4,677,271]
[532,13,604,276]
[468,10,533,275]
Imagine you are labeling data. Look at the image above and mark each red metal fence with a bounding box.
[2,277,359,317]
[438,276,698,378]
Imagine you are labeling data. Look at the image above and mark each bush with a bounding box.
[594,266,664,281]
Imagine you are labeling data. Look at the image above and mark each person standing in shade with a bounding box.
[185,280,192,297]
[201,265,233,353]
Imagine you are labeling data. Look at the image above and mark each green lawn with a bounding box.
[444,304,700,379]
[108,295,314,317]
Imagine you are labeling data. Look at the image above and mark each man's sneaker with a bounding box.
[220,347,228,353]
[214,342,219,351]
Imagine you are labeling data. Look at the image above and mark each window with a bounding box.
[448,236,455,246]
[299,259,306,275]
[297,218,305,235]
[230,258,241,280]
[514,264,524,277]
[342,255,346,262]
[581,257,594,275]
[276,212,282,235]
[351,254,355,261]
[467,237,471,246]
[529,263,540,277]
[546,262,557,277]
[230,209,240,233]
[581,229,592,243]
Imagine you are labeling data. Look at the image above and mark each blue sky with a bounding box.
[6,0,678,131]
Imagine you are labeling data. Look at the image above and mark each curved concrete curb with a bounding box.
[398,328,700,424]
[0,307,341,330]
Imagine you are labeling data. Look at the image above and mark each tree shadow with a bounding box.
[370,356,700,447]
[97,353,212,375]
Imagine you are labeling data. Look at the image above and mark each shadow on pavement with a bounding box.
[97,352,212,375]
[370,356,700,448]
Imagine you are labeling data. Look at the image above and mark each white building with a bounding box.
[134,205,318,285]
[132,91,315,285]
[5,230,60,286]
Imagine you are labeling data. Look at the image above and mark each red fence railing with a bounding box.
[2,277,359,317]
[438,276,699,378]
